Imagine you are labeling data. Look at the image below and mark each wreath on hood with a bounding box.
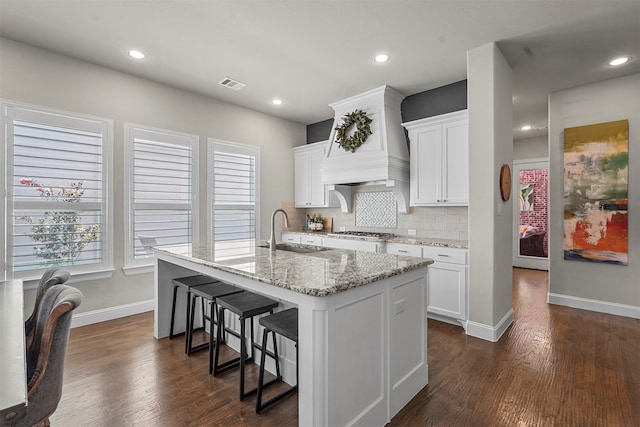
[334,109,372,153]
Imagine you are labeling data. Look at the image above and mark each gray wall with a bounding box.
[513,135,548,160]
[467,42,514,338]
[548,73,639,314]
[1,38,305,315]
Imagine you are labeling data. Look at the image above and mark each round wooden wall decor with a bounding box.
[500,164,512,201]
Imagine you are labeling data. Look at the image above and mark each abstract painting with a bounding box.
[563,120,628,265]
[520,183,535,211]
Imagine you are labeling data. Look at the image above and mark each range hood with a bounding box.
[320,85,410,213]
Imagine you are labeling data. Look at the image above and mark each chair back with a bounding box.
[25,269,71,347]
[13,285,82,427]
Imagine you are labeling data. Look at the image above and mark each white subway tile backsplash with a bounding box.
[303,185,468,240]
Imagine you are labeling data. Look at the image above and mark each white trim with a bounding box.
[512,158,549,270]
[122,264,154,276]
[123,123,199,270]
[465,309,513,342]
[21,268,116,290]
[1,100,113,279]
[207,138,261,241]
[71,299,154,328]
[548,293,640,319]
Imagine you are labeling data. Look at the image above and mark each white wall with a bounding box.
[467,43,514,341]
[514,135,548,160]
[548,73,640,318]
[0,38,306,316]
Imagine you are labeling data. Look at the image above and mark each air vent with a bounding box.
[218,77,247,90]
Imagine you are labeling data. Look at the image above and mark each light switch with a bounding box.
[395,299,405,315]
[408,229,416,236]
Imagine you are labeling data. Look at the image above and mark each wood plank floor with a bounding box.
[51,268,640,426]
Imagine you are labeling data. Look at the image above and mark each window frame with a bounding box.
[123,123,199,275]
[1,100,114,284]
[207,138,260,248]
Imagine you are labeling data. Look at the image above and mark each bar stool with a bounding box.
[256,307,298,413]
[213,291,280,400]
[187,281,244,359]
[169,275,218,353]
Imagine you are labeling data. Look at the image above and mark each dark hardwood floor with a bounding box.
[51,268,640,426]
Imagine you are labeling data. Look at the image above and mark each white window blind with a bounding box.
[2,103,112,278]
[208,140,259,259]
[125,125,198,269]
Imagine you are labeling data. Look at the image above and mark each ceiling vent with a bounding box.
[218,77,247,90]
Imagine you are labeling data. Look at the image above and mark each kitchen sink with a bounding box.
[258,243,330,254]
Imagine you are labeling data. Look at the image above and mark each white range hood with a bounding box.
[320,85,410,213]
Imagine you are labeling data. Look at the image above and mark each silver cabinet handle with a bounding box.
[437,254,450,257]
[399,250,409,253]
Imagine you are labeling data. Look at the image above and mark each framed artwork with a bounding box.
[563,119,628,265]
[519,183,535,211]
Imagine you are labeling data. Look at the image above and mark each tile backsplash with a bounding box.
[305,185,468,241]
[354,191,397,228]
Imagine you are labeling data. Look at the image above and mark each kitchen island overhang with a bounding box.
[153,242,433,427]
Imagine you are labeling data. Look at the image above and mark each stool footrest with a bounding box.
[256,383,298,413]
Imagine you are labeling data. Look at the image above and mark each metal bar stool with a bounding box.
[256,307,298,413]
[213,291,280,400]
[169,275,219,353]
[187,281,244,359]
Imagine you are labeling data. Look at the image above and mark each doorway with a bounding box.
[512,158,549,270]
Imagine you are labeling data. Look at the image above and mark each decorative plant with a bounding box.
[17,178,100,266]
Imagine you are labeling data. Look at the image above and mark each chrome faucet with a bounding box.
[269,208,290,251]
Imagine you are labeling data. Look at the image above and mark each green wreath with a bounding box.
[334,109,373,153]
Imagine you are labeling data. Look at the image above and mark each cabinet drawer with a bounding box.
[421,246,467,265]
[281,233,302,244]
[300,235,323,246]
[386,242,423,257]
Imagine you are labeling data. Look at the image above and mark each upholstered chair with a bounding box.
[24,269,71,349]
[12,284,82,427]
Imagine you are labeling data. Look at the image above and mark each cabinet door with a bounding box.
[309,146,327,206]
[294,150,311,207]
[410,124,441,205]
[441,120,469,205]
[427,263,466,320]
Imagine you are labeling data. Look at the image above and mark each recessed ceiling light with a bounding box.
[272,99,283,105]
[374,54,390,64]
[607,56,632,67]
[126,49,146,60]
[520,125,532,131]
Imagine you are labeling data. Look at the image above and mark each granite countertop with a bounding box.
[153,242,432,297]
[284,230,469,249]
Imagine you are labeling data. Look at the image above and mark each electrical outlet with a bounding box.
[339,226,346,231]
[408,229,416,236]
[395,299,405,315]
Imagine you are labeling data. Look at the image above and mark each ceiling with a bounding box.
[1,1,638,141]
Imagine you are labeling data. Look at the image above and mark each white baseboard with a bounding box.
[548,293,640,319]
[465,309,514,342]
[71,299,154,328]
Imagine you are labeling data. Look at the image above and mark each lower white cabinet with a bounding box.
[421,246,468,325]
[281,232,301,244]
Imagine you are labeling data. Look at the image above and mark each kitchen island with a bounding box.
[153,241,432,427]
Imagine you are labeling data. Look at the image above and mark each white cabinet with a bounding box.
[402,110,468,206]
[385,242,423,257]
[281,232,301,244]
[293,143,339,208]
[322,237,384,253]
[421,246,468,324]
[300,234,323,246]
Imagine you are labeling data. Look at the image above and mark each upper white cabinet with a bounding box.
[293,143,339,208]
[402,110,469,206]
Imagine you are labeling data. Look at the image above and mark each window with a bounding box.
[1,102,113,279]
[124,124,198,273]
[208,139,259,259]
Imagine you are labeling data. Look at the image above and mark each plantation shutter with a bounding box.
[4,104,111,276]
[209,141,259,258]
[131,133,196,260]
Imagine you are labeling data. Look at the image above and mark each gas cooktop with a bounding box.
[328,231,396,239]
